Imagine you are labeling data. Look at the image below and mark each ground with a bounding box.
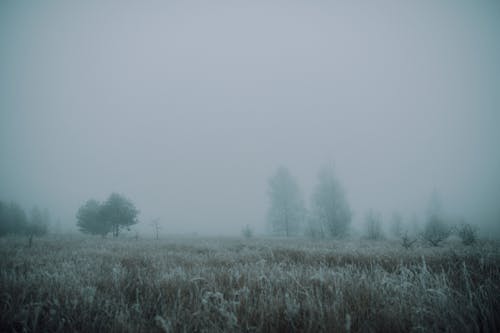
[0,236,499,332]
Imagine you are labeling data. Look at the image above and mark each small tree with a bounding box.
[0,201,28,236]
[150,218,161,240]
[310,166,351,238]
[267,166,305,237]
[26,206,49,247]
[241,224,254,239]
[389,212,403,238]
[77,199,108,236]
[364,210,384,240]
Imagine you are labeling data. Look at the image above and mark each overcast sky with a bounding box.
[1,0,499,236]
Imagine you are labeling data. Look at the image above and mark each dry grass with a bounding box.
[0,236,499,332]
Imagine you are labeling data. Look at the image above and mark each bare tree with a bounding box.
[241,224,254,239]
[27,206,49,247]
[389,212,403,238]
[364,210,384,240]
[401,231,418,249]
[150,218,161,240]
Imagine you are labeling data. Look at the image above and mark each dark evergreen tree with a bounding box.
[76,199,108,236]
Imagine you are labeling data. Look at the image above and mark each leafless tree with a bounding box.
[150,218,161,240]
[364,210,384,240]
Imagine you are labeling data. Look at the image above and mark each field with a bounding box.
[0,236,499,332]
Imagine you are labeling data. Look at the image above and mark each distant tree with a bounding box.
[305,212,325,239]
[0,201,28,236]
[0,201,6,236]
[364,210,384,240]
[310,166,351,238]
[267,166,305,237]
[150,218,161,240]
[421,191,450,246]
[241,224,254,239]
[53,218,62,234]
[77,199,108,236]
[29,206,50,232]
[26,206,49,247]
[100,193,139,237]
[409,213,422,236]
[389,212,403,238]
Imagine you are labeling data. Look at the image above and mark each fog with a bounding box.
[1,0,499,236]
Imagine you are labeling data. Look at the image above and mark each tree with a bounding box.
[310,166,351,238]
[150,218,161,240]
[76,193,139,237]
[305,211,325,239]
[389,212,403,238]
[26,206,49,247]
[241,224,254,239]
[99,193,139,237]
[421,190,450,246]
[77,199,108,236]
[0,201,28,236]
[28,206,49,235]
[364,210,384,240]
[267,166,305,237]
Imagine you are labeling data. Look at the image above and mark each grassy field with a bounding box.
[0,236,499,332]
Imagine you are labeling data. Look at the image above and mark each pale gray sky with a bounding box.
[1,0,499,235]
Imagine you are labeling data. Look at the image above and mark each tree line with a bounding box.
[266,166,478,246]
[0,201,50,245]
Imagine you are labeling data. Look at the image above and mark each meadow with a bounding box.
[0,236,499,332]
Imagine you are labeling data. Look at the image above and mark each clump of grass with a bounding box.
[0,236,499,332]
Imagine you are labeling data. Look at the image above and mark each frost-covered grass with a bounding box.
[0,236,499,332]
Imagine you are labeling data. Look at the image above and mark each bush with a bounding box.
[421,216,451,246]
[401,232,417,249]
[457,223,478,245]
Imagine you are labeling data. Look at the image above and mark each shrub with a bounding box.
[421,216,451,246]
[457,223,478,245]
[401,231,417,249]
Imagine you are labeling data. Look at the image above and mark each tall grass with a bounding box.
[0,236,499,332]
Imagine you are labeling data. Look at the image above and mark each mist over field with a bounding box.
[2,2,500,332]
[1,0,499,237]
